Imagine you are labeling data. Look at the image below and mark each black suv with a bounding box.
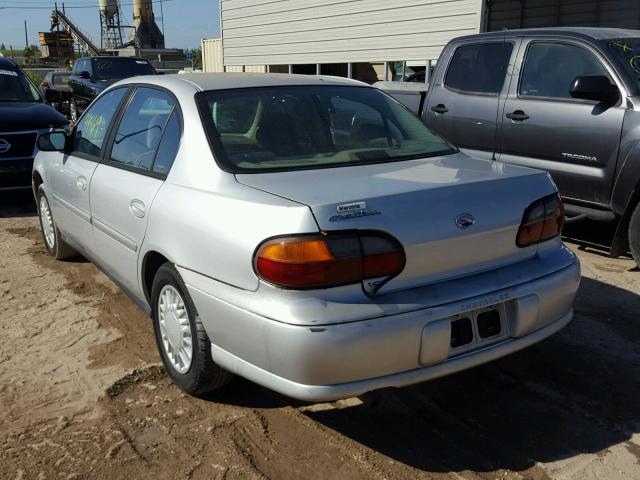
[69,56,157,122]
[0,57,68,191]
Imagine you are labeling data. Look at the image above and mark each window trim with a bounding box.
[100,83,183,180]
[67,86,131,163]
[443,41,516,97]
[516,39,622,106]
[196,84,457,175]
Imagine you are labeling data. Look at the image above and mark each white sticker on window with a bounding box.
[0,69,18,77]
[136,60,148,65]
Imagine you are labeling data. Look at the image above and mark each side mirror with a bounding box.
[79,70,91,79]
[570,75,620,104]
[38,132,67,152]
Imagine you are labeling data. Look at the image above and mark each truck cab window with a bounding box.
[445,43,513,95]
[520,42,609,100]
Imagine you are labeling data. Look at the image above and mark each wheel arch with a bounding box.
[32,170,44,199]
[141,250,172,303]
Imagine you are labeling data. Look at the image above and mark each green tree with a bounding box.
[23,46,34,64]
[191,48,202,70]
[0,43,5,50]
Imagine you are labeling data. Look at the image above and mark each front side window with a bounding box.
[110,87,175,171]
[520,42,609,99]
[445,43,513,95]
[606,38,640,92]
[198,85,455,173]
[0,67,41,102]
[71,88,127,158]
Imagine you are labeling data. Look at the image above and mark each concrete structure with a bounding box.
[130,0,165,49]
[203,0,640,83]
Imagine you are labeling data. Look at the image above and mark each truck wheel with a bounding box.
[36,185,77,260]
[151,263,233,395]
[629,202,640,267]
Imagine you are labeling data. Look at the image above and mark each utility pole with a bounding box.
[24,20,28,48]
[160,0,166,38]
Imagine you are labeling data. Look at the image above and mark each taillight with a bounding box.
[254,231,405,290]
[516,194,565,247]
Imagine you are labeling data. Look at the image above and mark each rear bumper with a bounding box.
[185,255,580,402]
[0,158,34,191]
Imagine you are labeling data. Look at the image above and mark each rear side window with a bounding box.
[152,111,181,175]
[110,87,175,171]
[520,42,609,100]
[445,43,513,95]
[71,88,127,158]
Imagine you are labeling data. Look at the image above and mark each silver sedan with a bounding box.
[33,73,580,401]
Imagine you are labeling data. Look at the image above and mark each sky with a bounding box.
[0,0,221,50]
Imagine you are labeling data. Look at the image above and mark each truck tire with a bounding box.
[151,263,233,396]
[629,202,640,267]
[70,98,79,124]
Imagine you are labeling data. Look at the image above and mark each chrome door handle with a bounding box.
[129,199,146,218]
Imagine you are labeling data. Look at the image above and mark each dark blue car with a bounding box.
[0,57,68,191]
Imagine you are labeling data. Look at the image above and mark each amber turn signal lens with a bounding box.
[255,232,405,289]
[516,194,565,247]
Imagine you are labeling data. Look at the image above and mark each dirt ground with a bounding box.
[1,190,639,480]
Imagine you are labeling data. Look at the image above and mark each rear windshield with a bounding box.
[0,67,41,102]
[198,85,455,173]
[92,58,155,80]
[605,38,640,91]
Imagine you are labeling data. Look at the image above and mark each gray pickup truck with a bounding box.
[379,27,640,266]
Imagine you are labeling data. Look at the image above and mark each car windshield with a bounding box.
[92,58,155,80]
[53,73,70,86]
[198,85,455,173]
[605,38,640,90]
[0,67,41,102]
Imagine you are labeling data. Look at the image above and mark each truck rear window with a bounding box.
[197,85,456,173]
[445,43,513,95]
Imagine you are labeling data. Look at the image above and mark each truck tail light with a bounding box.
[254,232,405,289]
[516,194,565,247]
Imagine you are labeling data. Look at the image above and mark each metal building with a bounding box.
[204,0,640,82]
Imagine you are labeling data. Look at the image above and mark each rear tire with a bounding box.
[151,263,233,395]
[36,185,77,260]
[629,202,640,267]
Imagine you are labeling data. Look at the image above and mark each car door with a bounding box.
[47,87,128,252]
[499,39,627,206]
[89,86,181,297]
[423,40,518,160]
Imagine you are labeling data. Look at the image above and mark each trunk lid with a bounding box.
[236,153,557,293]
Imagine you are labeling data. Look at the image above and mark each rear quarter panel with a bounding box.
[141,179,319,292]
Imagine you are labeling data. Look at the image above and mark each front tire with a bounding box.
[36,185,77,260]
[629,202,640,267]
[70,97,79,124]
[151,263,233,395]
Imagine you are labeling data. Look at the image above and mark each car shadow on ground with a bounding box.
[206,275,640,474]
[303,276,640,473]
[0,191,36,218]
